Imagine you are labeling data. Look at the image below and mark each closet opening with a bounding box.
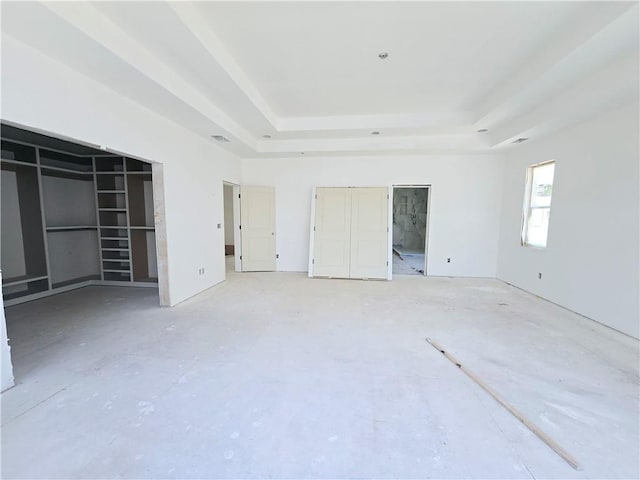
[392,185,430,276]
[1,122,163,306]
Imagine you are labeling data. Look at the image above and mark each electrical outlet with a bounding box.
[538,272,542,279]
[447,258,451,263]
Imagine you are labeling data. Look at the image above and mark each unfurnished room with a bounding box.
[0,1,638,479]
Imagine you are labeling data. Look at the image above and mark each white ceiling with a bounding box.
[2,1,638,157]
[200,1,583,117]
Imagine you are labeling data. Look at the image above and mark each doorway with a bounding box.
[392,186,430,275]
[0,122,166,303]
[223,184,276,273]
[222,182,238,272]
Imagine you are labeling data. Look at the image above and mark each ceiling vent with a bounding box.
[211,135,230,142]
[512,137,529,144]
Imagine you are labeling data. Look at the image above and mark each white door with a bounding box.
[349,187,389,279]
[312,188,352,278]
[240,186,276,272]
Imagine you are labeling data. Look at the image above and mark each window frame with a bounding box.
[521,160,555,249]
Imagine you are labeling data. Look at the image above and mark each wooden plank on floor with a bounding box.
[426,337,582,471]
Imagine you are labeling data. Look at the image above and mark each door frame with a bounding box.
[308,187,317,277]
[308,186,393,280]
[391,184,432,277]
[222,181,242,273]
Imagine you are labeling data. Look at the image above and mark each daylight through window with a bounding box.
[522,161,555,248]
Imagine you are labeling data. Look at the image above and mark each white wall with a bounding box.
[1,35,241,306]
[497,103,639,338]
[242,155,504,277]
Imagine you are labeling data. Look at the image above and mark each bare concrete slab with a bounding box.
[1,268,638,479]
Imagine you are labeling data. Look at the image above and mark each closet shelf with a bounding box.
[40,165,93,175]
[103,268,131,273]
[46,225,97,231]
[98,208,127,211]
[52,275,100,290]
[101,248,129,251]
[129,226,155,230]
[2,274,48,287]
[100,236,129,241]
[97,190,125,193]
[1,158,37,168]
[135,277,159,283]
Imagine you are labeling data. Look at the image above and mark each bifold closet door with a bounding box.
[312,188,352,278]
[240,186,276,272]
[312,187,388,279]
[349,188,388,279]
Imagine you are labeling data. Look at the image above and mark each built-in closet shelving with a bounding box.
[1,141,48,301]
[125,159,157,283]
[95,156,131,282]
[40,147,101,290]
[1,130,158,306]
[94,157,157,283]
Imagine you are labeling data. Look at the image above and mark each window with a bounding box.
[398,195,408,214]
[522,161,555,248]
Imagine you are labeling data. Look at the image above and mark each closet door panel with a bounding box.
[312,188,352,278]
[349,187,389,279]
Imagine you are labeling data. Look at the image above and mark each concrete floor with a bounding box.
[1,264,638,479]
